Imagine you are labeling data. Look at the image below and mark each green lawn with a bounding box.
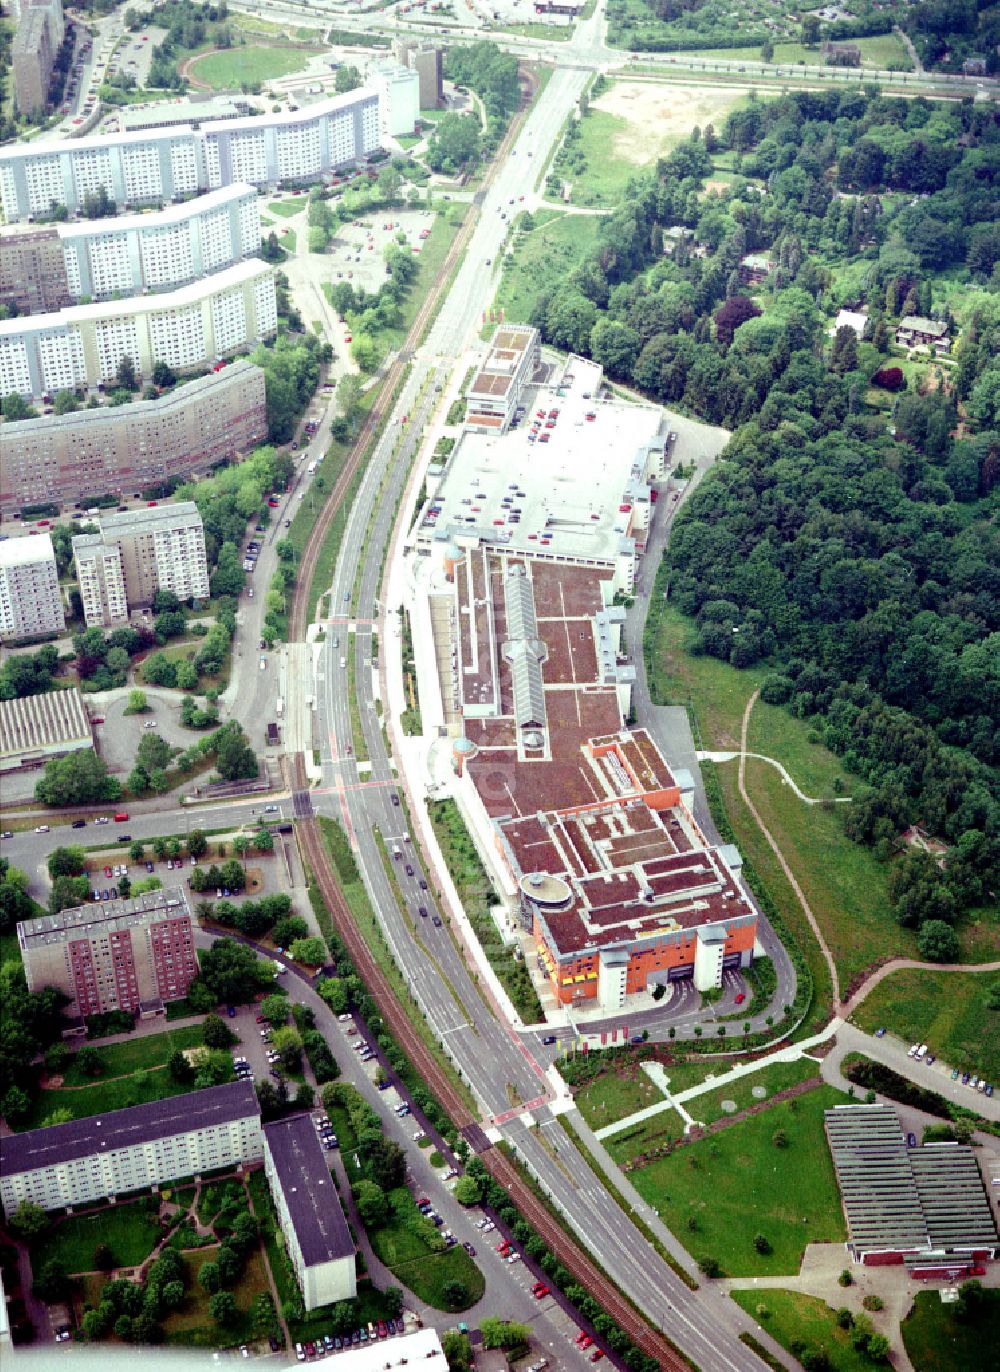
[731,1289,879,1372]
[684,1057,822,1128]
[747,698,854,801]
[605,1109,684,1166]
[493,210,602,328]
[161,1245,271,1348]
[268,200,303,218]
[715,760,834,1028]
[902,1287,1000,1372]
[686,33,912,69]
[0,927,22,969]
[648,604,768,750]
[739,757,909,991]
[629,1084,848,1275]
[596,1057,823,1164]
[851,968,1000,1081]
[574,1063,663,1130]
[59,1024,205,1086]
[368,1187,485,1311]
[31,1199,162,1275]
[189,44,322,90]
[21,1023,230,1131]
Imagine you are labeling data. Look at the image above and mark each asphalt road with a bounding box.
[198,931,600,1363]
[302,9,772,1367]
[230,0,1000,100]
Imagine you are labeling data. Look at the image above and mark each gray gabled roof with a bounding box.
[502,566,546,730]
[824,1104,998,1257]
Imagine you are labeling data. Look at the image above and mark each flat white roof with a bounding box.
[419,356,663,564]
[0,124,197,161]
[0,259,271,338]
[313,1327,443,1369]
[0,531,55,567]
[202,89,375,137]
[55,184,257,239]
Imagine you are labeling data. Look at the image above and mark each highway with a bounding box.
[301,6,773,1366]
[231,0,1000,101]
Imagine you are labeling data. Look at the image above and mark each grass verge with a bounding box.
[901,1286,1000,1372]
[730,1289,878,1372]
[627,1084,848,1276]
[851,969,1000,1082]
[428,798,543,1022]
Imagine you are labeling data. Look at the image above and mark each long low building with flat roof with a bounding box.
[263,1114,356,1310]
[409,344,667,597]
[0,1081,263,1212]
[0,358,267,516]
[0,686,91,772]
[0,91,381,222]
[0,259,276,400]
[825,1103,998,1274]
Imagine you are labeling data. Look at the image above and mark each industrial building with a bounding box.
[0,185,262,312]
[12,0,64,116]
[0,532,65,641]
[409,345,668,597]
[0,259,276,399]
[0,1081,263,1213]
[825,1104,998,1275]
[0,358,267,517]
[0,91,381,222]
[263,1114,357,1311]
[18,886,199,1020]
[0,687,91,773]
[73,502,209,627]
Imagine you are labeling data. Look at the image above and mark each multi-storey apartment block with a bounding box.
[0,1082,263,1213]
[0,258,276,398]
[0,532,65,641]
[0,359,267,517]
[263,1115,357,1310]
[391,39,444,109]
[73,502,209,627]
[18,886,199,1018]
[12,0,64,116]
[367,60,420,138]
[0,224,72,314]
[0,185,262,312]
[0,92,381,222]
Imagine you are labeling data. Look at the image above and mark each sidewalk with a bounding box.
[595,1020,842,1140]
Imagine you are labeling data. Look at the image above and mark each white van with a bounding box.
[915,1044,928,1060]
[307,460,317,475]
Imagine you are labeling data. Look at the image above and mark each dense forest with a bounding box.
[530,85,998,927]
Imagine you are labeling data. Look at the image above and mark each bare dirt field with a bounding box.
[591,80,750,163]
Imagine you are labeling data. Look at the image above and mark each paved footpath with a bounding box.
[595,1021,839,1140]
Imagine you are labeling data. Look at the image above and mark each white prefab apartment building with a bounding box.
[263,1114,357,1311]
[0,258,276,398]
[0,1081,263,1213]
[0,532,65,641]
[0,92,381,222]
[56,184,261,301]
[74,501,209,627]
[367,60,420,138]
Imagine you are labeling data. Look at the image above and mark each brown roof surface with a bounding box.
[470,372,513,397]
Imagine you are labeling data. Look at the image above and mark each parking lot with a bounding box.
[325,207,436,298]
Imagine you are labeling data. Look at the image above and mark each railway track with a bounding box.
[287,67,687,1372]
[298,809,686,1371]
